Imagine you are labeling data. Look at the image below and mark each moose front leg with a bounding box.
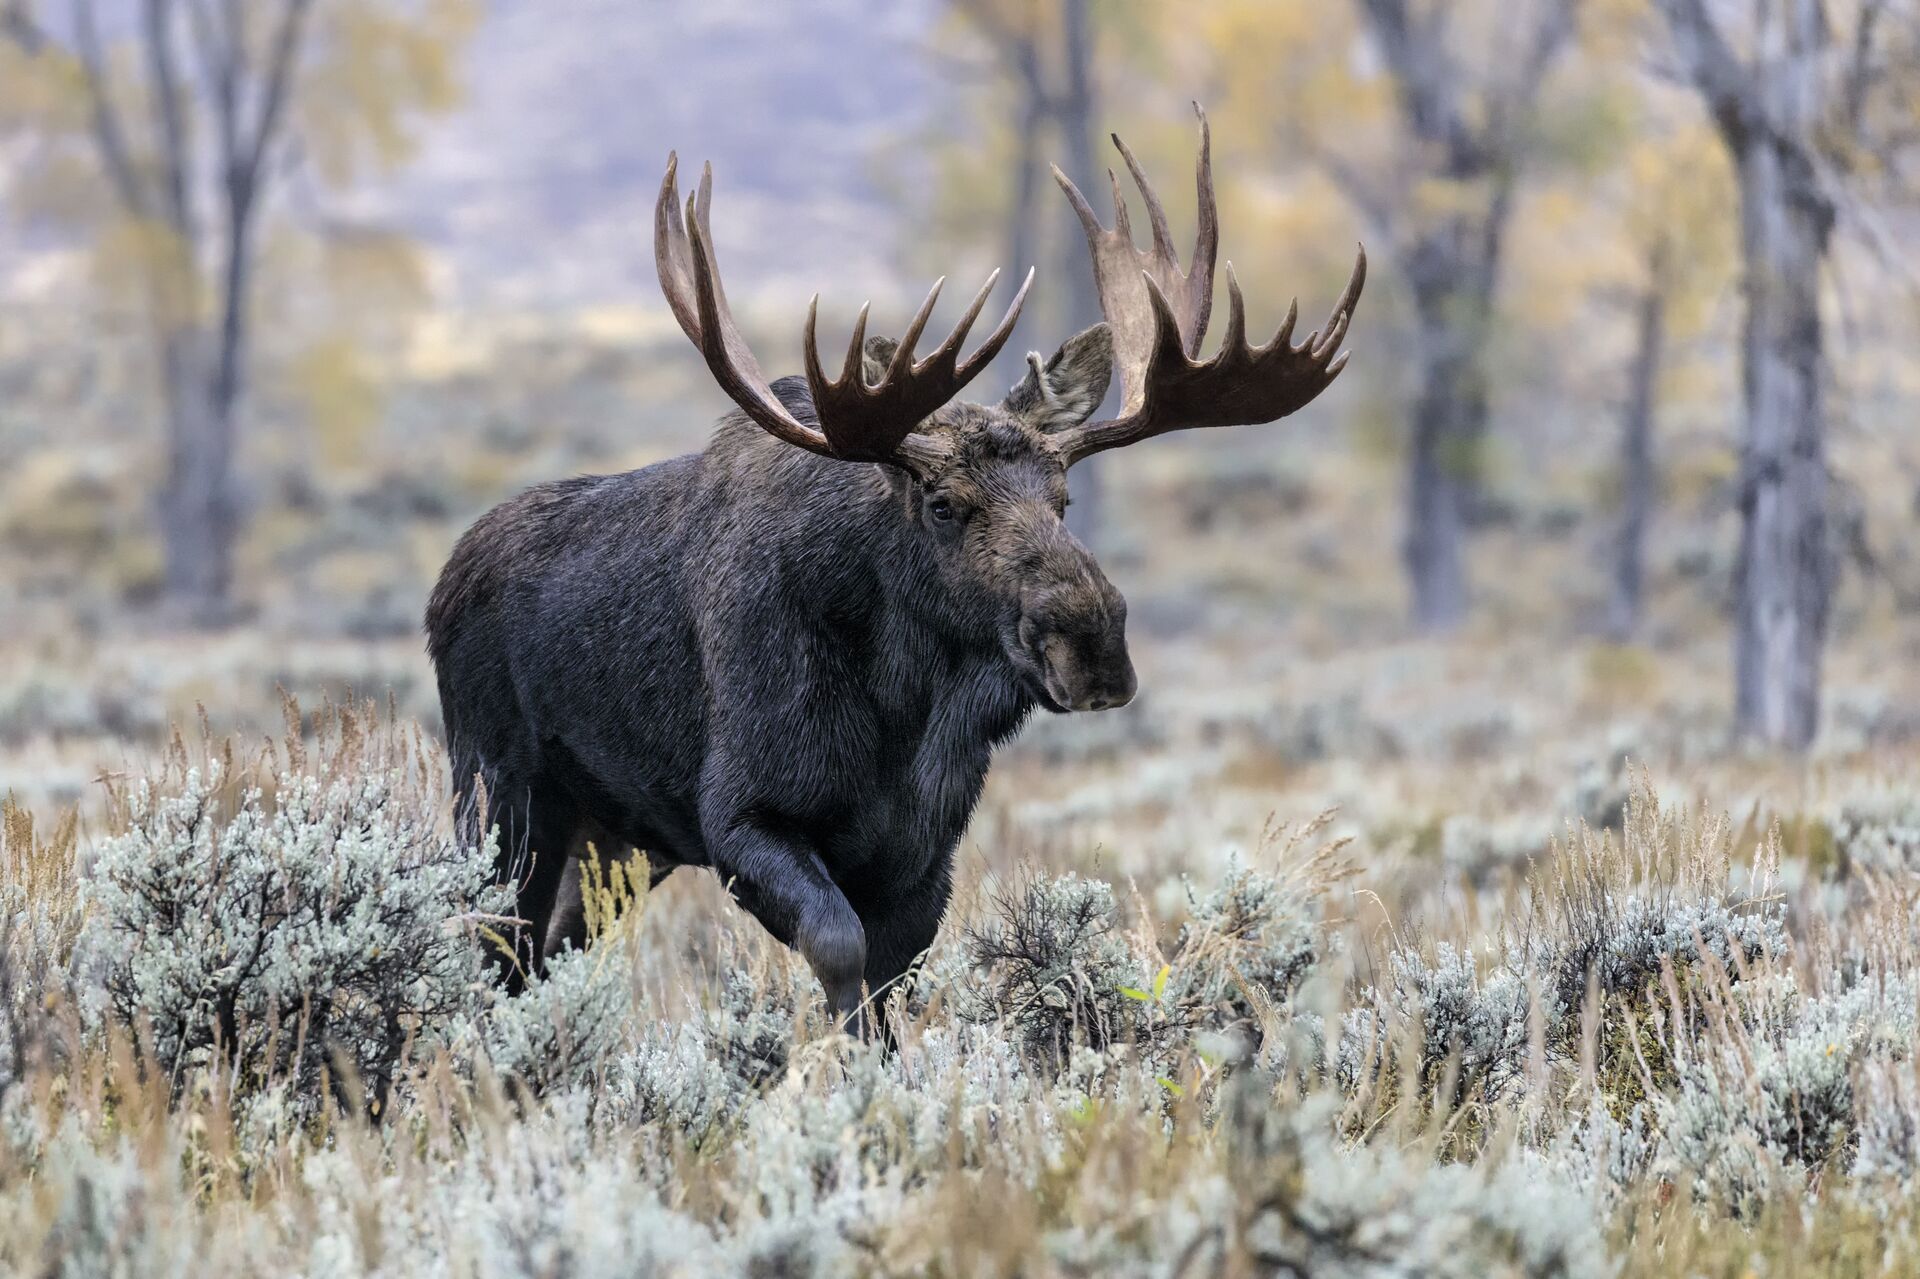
[860,864,955,1041]
[709,820,869,1035]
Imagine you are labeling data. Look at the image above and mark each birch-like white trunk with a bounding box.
[1730,134,1832,747]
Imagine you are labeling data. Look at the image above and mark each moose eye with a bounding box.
[927,497,955,522]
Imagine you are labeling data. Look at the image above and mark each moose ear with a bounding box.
[860,335,899,387]
[1002,323,1112,433]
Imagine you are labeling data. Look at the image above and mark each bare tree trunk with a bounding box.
[21,0,312,626]
[145,0,240,623]
[1654,0,1842,750]
[157,332,237,617]
[1401,223,1500,632]
[160,189,255,622]
[1609,270,1665,640]
[1056,0,1105,547]
[1403,331,1473,631]
[964,0,1103,544]
[1729,137,1832,747]
[1352,0,1569,633]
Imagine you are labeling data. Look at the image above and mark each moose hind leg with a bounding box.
[486,779,577,992]
[543,826,645,962]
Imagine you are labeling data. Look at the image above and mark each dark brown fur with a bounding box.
[427,329,1131,1028]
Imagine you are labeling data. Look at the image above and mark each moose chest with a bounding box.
[808,645,1031,890]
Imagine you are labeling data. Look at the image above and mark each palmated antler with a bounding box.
[1049,106,1366,466]
[656,154,1032,474]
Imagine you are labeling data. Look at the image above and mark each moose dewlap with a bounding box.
[425,106,1364,1035]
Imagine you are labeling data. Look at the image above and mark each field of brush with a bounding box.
[5,323,1920,1276]
[10,666,1920,1276]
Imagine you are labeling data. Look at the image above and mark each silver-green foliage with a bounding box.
[84,763,502,1110]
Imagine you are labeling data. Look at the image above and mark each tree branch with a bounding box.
[1475,0,1584,173]
[1358,0,1487,174]
[185,0,242,189]
[1510,0,1583,119]
[239,0,313,192]
[74,0,154,219]
[206,0,312,421]
[1654,0,1758,147]
[1,0,44,54]
[144,0,195,235]
[1839,0,1888,137]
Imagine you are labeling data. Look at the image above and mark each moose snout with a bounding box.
[1019,585,1136,714]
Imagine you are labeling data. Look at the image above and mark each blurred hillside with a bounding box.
[0,0,944,308]
[366,0,946,309]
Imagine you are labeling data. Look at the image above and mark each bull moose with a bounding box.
[427,108,1363,1032]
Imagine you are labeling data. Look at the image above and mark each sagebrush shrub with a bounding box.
[1169,862,1319,1041]
[1830,793,1920,875]
[82,719,502,1116]
[1654,972,1920,1210]
[1853,1055,1920,1189]
[1349,943,1533,1100]
[960,872,1148,1063]
[0,801,80,1104]
[477,942,633,1098]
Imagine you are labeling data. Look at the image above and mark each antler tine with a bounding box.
[1051,111,1219,421]
[841,303,872,388]
[683,186,777,406]
[1190,104,1219,333]
[1055,161,1102,240]
[922,269,1001,378]
[1314,306,1352,363]
[1105,167,1134,248]
[658,150,1024,475]
[1220,262,1248,359]
[1272,297,1299,352]
[801,295,858,399]
[1048,109,1365,467]
[956,268,1034,383]
[1112,131,1176,264]
[656,156,832,459]
[889,276,946,377]
[1312,247,1368,359]
[654,153,702,345]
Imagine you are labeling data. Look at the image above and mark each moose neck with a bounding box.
[864,482,1039,751]
[709,401,1040,750]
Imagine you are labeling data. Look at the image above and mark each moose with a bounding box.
[427,108,1363,1033]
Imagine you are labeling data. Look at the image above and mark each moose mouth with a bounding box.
[1004,630,1070,713]
[1016,638,1132,715]
[1031,667,1073,714]
[1006,648,1068,713]
[1011,612,1136,714]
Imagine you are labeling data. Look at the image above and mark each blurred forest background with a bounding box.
[2,0,1919,838]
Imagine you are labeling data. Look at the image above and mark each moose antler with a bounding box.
[1048,106,1365,466]
[656,154,1033,474]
